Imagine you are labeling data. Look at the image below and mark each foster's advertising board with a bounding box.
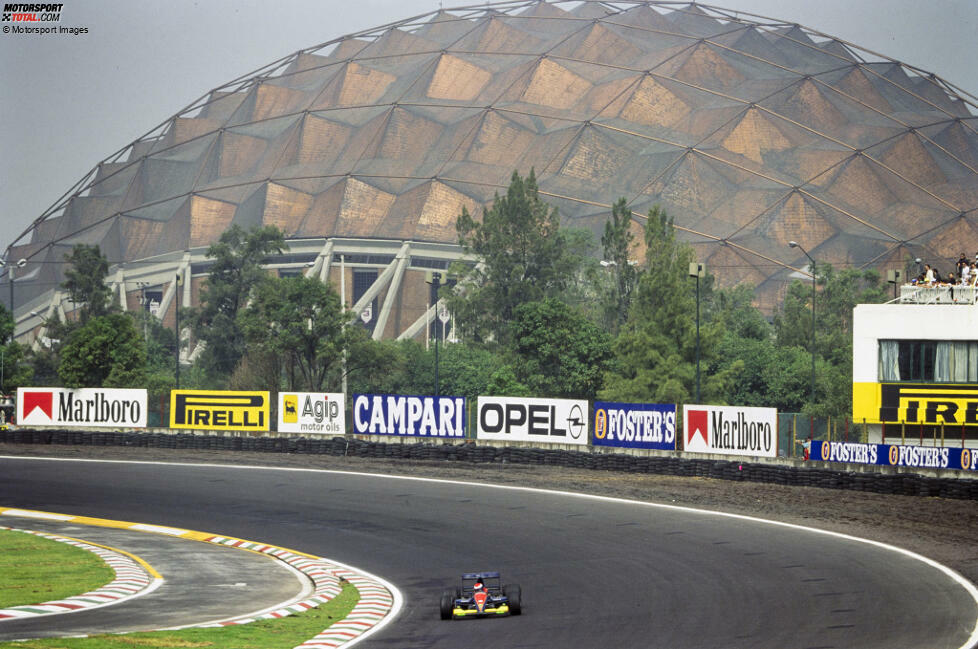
[593,401,676,450]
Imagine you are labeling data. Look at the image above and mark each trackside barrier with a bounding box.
[2,428,976,501]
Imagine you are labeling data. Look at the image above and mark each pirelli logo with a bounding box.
[854,383,978,425]
[170,390,269,431]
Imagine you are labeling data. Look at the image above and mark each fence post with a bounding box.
[940,422,944,448]
[919,421,924,446]
[901,421,906,445]
[881,419,885,445]
[845,417,849,443]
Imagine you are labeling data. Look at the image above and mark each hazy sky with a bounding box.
[2,0,976,255]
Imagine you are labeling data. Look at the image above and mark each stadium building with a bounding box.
[4,1,977,354]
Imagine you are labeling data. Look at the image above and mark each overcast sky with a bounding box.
[2,0,976,256]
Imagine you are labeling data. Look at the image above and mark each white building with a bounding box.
[852,285,978,448]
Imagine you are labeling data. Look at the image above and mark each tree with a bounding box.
[451,169,590,345]
[188,225,286,382]
[0,303,31,393]
[507,298,613,399]
[600,198,640,332]
[599,205,736,404]
[58,313,146,388]
[62,244,112,322]
[773,264,886,415]
[240,275,354,392]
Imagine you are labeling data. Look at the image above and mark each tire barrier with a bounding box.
[3,429,976,501]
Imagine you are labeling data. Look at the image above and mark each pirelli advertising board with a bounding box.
[170,390,270,431]
[853,382,978,426]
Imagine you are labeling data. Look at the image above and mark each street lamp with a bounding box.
[788,241,816,406]
[2,258,27,342]
[688,262,705,402]
[174,272,183,389]
[426,271,444,396]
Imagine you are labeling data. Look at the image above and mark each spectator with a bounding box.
[957,253,969,276]
[924,264,935,284]
[961,262,970,286]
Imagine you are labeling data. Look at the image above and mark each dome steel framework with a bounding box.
[4,0,977,346]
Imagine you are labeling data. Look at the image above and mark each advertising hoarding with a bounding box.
[476,396,588,445]
[17,387,148,428]
[170,390,269,431]
[812,440,978,472]
[352,394,466,437]
[593,401,676,450]
[853,382,978,426]
[683,404,777,457]
[278,392,345,434]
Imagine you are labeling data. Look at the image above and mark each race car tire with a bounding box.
[504,583,522,615]
[440,590,455,620]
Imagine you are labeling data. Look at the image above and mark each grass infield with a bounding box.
[0,529,115,608]
[0,529,362,648]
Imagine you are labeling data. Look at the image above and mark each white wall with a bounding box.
[852,304,978,383]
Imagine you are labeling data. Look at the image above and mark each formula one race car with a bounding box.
[440,571,522,620]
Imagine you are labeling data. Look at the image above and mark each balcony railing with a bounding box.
[897,285,978,305]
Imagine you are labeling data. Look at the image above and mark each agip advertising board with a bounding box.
[18,387,147,428]
[170,390,270,431]
[279,392,345,434]
[683,404,777,457]
[352,394,466,438]
[593,401,676,450]
[477,396,588,445]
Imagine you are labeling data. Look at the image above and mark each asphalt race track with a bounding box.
[1,456,975,649]
[0,519,306,640]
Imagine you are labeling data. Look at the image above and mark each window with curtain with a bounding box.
[881,340,978,383]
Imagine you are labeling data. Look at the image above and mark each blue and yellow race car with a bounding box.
[440,571,522,620]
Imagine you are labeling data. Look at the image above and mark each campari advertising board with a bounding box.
[683,404,777,457]
[352,394,466,438]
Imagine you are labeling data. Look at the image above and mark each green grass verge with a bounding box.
[0,580,360,649]
[0,529,115,608]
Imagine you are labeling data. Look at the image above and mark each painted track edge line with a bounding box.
[0,455,972,649]
[0,505,400,647]
[0,526,163,620]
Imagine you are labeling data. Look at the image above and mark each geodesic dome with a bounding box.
[6,0,978,339]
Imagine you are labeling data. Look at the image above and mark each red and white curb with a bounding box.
[0,508,401,648]
[0,526,162,620]
[195,536,398,647]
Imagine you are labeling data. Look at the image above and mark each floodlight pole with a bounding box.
[789,241,816,406]
[688,263,705,402]
[174,271,183,390]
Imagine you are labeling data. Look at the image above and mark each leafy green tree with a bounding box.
[774,264,886,415]
[507,298,613,399]
[62,244,113,322]
[0,303,31,393]
[600,205,736,404]
[600,198,641,332]
[188,225,286,383]
[240,275,355,392]
[451,169,590,345]
[58,313,146,388]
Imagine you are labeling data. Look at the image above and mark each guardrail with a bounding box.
[2,428,976,501]
[898,285,978,304]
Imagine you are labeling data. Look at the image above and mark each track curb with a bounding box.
[0,507,398,647]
